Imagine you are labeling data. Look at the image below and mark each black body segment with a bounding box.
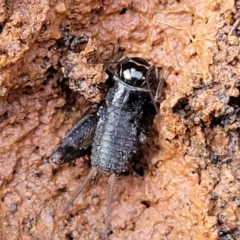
[51,56,155,167]
[50,112,98,164]
[91,81,148,174]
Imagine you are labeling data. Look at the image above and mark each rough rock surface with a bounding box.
[0,0,239,239]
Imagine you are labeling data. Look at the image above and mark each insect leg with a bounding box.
[229,18,240,36]
[145,66,172,113]
[154,67,172,102]
[62,167,98,214]
[50,111,99,164]
[104,173,116,240]
[145,65,159,113]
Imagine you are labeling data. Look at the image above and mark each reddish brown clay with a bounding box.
[0,0,239,239]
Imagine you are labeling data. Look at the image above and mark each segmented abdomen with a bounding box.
[91,106,138,174]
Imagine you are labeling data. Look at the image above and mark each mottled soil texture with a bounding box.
[0,0,240,239]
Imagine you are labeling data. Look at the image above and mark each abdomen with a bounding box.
[91,106,139,174]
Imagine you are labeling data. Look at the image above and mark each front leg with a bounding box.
[50,111,99,164]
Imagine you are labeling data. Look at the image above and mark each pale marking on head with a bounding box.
[123,68,144,80]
